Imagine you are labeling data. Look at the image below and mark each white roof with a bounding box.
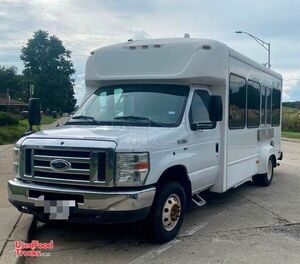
[85,38,281,88]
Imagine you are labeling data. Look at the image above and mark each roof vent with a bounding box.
[141,45,149,49]
[128,39,133,42]
[184,33,190,38]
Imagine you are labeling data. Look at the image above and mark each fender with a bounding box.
[258,145,276,174]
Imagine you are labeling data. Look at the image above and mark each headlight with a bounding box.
[13,147,20,176]
[115,153,150,186]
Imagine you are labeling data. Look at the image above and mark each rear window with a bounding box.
[247,80,261,128]
[272,89,281,126]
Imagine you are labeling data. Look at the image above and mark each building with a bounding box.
[0,92,27,114]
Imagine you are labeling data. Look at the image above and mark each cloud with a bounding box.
[74,73,85,104]
[0,0,300,103]
[130,30,151,40]
[272,68,300,101]
[288,81,300,101]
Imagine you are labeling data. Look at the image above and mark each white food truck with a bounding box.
[8,37,282,243]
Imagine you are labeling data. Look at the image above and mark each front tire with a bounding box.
[253,158,274,186]
[146,182,186,243]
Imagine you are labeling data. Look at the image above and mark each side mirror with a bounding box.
[28,98,41,127]
[209,96,223,122]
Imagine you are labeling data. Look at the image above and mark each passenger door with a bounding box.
[186,89,221,192]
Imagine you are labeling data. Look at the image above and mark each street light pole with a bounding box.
[235,30,271,69]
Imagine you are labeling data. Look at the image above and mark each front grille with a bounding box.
[23,147,110,185]
[33,149,91,182]
[25,149,32,175]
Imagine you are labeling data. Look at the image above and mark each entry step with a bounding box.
[192,193,206,207]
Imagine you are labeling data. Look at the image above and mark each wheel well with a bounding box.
[270,154,277,167]
[156,165,192,209]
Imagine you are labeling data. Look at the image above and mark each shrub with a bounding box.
[0,112,19,126]
[0,120,27,144]
[282,107,300,132]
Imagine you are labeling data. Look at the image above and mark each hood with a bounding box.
[26,125,187,152]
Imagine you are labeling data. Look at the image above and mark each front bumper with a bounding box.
[8,179,156,223]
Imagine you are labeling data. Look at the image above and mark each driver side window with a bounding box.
[189,90,215,129]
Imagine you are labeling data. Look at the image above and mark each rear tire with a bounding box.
[146,182,186,243]
[253,158,274,186]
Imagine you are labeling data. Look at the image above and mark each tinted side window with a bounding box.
[190,90,214,129]
[229,74,246,129]
[266,87,272,124]
[247,81,261,128]
[261,87,266,125]
[272,89,281,126]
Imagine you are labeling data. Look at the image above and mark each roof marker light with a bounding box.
[153,44,161,48]
[141,45,149,49]
[202,45,211,50]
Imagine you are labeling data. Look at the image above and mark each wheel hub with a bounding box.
[170,203,180,221]
[162,194,181,231]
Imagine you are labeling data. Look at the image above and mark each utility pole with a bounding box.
[7,89,10,113]
[235,30,271,69]
[30,84,34,98]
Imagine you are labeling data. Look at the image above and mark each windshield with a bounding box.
[70,84,189,127]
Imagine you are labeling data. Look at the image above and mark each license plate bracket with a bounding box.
[44,199,76,220]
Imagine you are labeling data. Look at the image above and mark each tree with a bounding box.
[283,101,300,110]
[0,66,30,102]
[20,30,76,113]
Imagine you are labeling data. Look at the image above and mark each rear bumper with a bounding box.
[8,179,156,223]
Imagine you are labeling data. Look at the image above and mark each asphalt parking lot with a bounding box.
[25,141,300,264]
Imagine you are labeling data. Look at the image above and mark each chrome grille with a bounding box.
[33,149,91,182]
[22,147,111,185]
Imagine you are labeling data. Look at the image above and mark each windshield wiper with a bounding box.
[72,115,96,120]
[113,116,164,126]
[66,115,98,124]
[114,116,151,121]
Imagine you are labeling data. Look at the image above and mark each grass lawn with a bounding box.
[40,115,58,125]
[282,131,300,140]
[0,120,28,145]
[0,115,58,145]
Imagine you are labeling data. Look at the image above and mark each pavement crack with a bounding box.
[233,190,292,224]
[0,213,22,257]
[192,222,300,239]
[47,246,92,253]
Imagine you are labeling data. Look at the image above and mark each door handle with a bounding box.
[215,143,219,153]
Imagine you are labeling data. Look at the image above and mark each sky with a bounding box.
[0,0,300,104]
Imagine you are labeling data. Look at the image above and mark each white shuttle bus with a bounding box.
[8,37,282,243]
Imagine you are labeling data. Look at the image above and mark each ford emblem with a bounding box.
[50,159,71,171]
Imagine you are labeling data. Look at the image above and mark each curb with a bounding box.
[0,214,36,264]
[281,137,300,143]
[16,216,37,264]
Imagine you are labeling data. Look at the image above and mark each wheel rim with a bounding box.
[267,159,273,180]
[162,193,181,231]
